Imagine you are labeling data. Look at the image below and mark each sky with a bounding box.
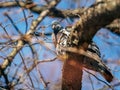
[0,0,120,90]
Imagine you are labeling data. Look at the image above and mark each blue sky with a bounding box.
[0,0,120,90]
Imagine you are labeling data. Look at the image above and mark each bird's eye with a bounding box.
[52,24,61,30]
[56,24,61,29]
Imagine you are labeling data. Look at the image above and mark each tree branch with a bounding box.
[72,0,120,49]
[0,0,60,75]
[106,19,120,36]
[62,56,83,90]
[0,40,24,70]
[0,1,85,18]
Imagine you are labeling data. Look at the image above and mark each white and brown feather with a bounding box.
[51,21,113,82]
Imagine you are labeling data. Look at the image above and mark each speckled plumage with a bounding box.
[51,21,113,82]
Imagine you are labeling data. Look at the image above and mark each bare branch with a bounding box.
[27,57,57,73]
[0,0,60,75]
[19,52,35,89]
[106,19,120,36]
[26,0,61,35]
[72,0,120,49]
[88,74,94,90]
[62,56,83,90]
[0,0,120,89]
[0,40,24,71]
[84,69,114,90]
[4,13,23,35]
[0,1,85,18]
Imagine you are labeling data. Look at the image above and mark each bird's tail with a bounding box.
[100,66,113,82]
[83,56,113,83]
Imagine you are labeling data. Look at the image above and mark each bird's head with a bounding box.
[51,21,63,35]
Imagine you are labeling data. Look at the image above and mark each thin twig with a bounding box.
[16,0,29,33]
[36,64,48,88]
[26,0,60,35]
[4,15,33,28]
[84,69,114,90]
[4,13,23,35]
[27,57,57,73]
[22,8,28,33]
[10,62,22,87]
[0,0,60,74]
[19,51,35,90]
[88,74,94,90]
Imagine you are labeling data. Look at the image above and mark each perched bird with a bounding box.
[51,21,113,82]
[51,21,64,47]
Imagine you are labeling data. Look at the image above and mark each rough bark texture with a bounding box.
[0,0,120,89]
[72,0,120,49]
[62,1,120,89]
[62,54,83,90]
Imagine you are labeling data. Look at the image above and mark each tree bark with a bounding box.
[62,54,83,90]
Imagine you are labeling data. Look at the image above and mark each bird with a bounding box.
[51,21,113,83]
[51,21,64,47]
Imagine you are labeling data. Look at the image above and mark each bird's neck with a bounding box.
[54,27,63,35]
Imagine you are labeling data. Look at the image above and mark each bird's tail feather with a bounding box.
[100,67,113,82]
[83,56,113,82]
